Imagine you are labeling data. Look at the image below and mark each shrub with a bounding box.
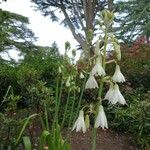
[106,90,150,149]
[120,38,150,91]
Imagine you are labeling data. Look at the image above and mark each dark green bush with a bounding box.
[106,90,150,149]
[0,64,19,100]
[106,43,150,92]
[121,43,150,91]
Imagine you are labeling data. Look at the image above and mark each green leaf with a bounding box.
[15,114,38,146]
[40,130,50,150]
[22,136,32,150]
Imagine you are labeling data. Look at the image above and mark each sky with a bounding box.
[0,0,78,59]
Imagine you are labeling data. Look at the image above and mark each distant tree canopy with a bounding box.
[31,0,114,56]
[115,0,150,43]
[0,9,37,59]
[32,0,150,47]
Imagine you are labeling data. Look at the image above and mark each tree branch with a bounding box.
[71,0,85,32]
[60,1,88,50]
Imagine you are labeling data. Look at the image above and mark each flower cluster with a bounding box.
[73,57,126,133]
[72,10,127,133]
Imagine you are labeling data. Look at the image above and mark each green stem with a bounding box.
[73,76,87,125]
[44,103,49,131]
[39,115,46,130]
[98,81,104,102]
[15,114,37,146]
[92,128,97,150]
[68,89,76,128]
[54,76,59,123]
[61,89,71,128]
[56,78,63,124]
[103,33,107,69]
[0,85,11,107]
[92,31,108,150]
[92,83,104,150]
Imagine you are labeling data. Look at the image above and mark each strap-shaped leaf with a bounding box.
[15,114,38,145]
[40,130,50,149]
[22,136,32,150]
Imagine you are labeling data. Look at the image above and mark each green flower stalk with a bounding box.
[56,78,63,123]
[61,89,71,128]
[54,74,63,124]
[54,76,60,123]
[92,10,111,150]
[68,88,76,128]
[73,76,87,126]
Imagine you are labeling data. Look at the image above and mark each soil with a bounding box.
[9,109,141,150]
[27,118,141,150]
[63,128,141,150]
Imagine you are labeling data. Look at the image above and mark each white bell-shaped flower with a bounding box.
[104,85,114,101]
[85,75,98,89]
[94,105,108,129]
[104,84,126,105]
[114,84,126,105]
[112,65,125,83]
[91,57,106,76]
[80,72,85,79]
[72,110,86,133]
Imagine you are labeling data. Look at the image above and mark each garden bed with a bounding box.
[63,128,141,150]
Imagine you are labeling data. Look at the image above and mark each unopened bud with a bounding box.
[58,66,62,73]
[72,49,76,57]
[80,72,85,79]
[94,40,100,55]
[66,76,71,87]
[85,114,90,129]
[113,42,121,61]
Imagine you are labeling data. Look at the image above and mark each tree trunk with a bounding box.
[107,0,114,11]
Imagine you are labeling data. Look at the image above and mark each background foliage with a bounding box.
[0,0,150,149]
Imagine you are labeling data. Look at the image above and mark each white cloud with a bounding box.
[0,0,78,55]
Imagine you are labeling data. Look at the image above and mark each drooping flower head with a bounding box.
[94,105,108,129]
[112,65,125,83]
[104,84,114,101]
[92,56,106,77]
[85,74,98,89]
[72,110,86,133]
[114,84,126,105]
[104,84,126,105]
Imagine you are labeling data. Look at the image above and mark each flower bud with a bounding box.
[58,66,62,73]
[94,40,100,55]
[101,10,114,27]
[72,49,76,57]
[113,42,121,61]
[80,72,85,79]
[77,87,80,93]
[66,76,71,87]
[85,114,90,129]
